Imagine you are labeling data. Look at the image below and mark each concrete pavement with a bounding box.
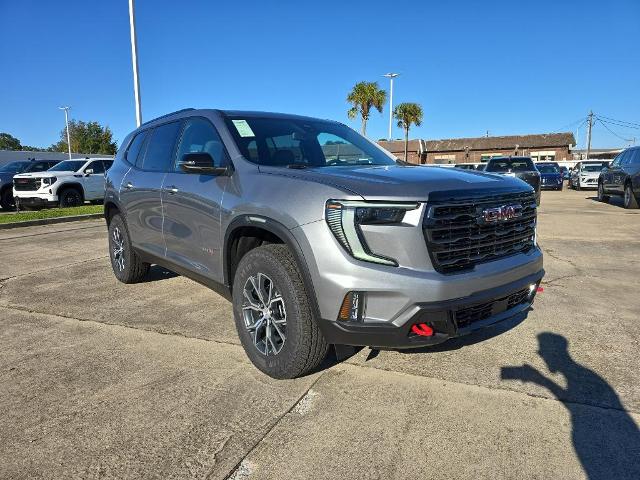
[1,189,639,479]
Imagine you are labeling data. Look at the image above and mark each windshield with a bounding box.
[538,165,559,174]
[224,116,396,167]
[48,160,86,172]
[486,158,535,173]
[581,164,604,172]
[0,161,29,173]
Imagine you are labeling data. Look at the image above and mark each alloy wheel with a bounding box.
[242,272,287,356]
[112,226,125,272]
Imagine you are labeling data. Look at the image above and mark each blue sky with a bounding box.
[1,0,639,150]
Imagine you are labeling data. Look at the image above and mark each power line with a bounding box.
[551,117,586,133]
[595,115,640,130]
[596,114,640,129]
[596,118,634,143]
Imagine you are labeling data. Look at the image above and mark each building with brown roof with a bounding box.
[378,132,576,165]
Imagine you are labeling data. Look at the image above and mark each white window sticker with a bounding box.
[232,119,255,137]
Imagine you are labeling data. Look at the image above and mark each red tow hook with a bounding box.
[411,323,434,337]
[537,286,544,293]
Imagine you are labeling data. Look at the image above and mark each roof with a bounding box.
[424,132,576,152]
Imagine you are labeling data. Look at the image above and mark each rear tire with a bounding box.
[232,244,329,379]
[624,183,639,209]
[59,187,83,208]
[597,182,609,203]
[108,213,150,283]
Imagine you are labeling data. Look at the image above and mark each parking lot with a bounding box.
[1,187,639,479]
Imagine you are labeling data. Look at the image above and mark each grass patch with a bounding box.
[0,205,103,225]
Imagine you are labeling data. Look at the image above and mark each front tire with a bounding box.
[108,213,150,283]
[232,244,329,379]
[59,187,83,208]
[624,184,639,209]
[0,187,14,210]
[597,182,609,203]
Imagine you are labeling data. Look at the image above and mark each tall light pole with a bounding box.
[383,73,399,141]
[58,106,72,160]
[129,0,142,127]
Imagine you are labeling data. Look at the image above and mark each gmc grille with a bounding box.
[13,178,39,191]
[423,191,537,274]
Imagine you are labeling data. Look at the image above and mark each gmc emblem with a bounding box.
[481,204,523,223]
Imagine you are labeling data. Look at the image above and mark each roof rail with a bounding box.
[140,108,195,127]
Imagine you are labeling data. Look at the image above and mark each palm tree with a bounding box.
[394,103,423,162]
[347,81,387,136]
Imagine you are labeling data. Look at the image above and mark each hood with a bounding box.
[14,171,75,179]
[259,164,531,201]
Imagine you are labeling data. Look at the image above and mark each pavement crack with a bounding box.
[217,373,326,480]
[343,360,640,416]
[0,304,240,348]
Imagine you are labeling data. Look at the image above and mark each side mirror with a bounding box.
[179,152,227,175]
[84,168,94,176]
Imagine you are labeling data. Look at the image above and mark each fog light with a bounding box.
[337,292,364,322]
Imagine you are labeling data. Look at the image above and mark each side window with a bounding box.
[29,162,50,172]
[141,121,182,172]
[611,153,624,167]
[175,117,227,170]
[621,151,634,166]
[126,131,148,167]
[88,161,105,174]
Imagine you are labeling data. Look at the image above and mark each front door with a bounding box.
[121,121,182,258]
[162,116,230,282]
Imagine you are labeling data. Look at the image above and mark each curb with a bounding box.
[0,213,104,230]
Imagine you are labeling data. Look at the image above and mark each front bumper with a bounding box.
[317,270,543,348]
[13,190,58,207]
[540,179,563,190]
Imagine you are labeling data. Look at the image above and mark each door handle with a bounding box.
[165,185,179,194]
[124,182,134,189]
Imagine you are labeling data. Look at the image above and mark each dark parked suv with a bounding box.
[105,109,544,378]
[598,146,640,208]
[484,157,541,204]
[0,159,59,209]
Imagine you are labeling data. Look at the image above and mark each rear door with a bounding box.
[161,116,230,282]
[82,160,107,199]
[120,122,182,258]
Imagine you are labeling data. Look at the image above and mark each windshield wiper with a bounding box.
[286,164,308,169]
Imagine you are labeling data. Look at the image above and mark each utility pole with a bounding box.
[383,73,399,141]
[586,110,593,160]
[129,0,142,127]
[58,106,72,160]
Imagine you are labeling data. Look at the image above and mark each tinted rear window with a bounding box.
[486,158,535,172]
[140,122,182,172]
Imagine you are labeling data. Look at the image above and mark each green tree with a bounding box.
[347,81,387,136]
[0,133,22,151]
[51,120,118,155]
[394,103,423,162]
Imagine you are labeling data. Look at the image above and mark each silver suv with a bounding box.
[105,109,544,378]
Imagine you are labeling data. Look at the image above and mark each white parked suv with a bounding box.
[569,161,607,190]
[13,158,113,209]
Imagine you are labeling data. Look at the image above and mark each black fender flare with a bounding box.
[57,182,85,200]
[223,215,322,322]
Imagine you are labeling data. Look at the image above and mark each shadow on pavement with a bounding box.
[586,195,627,209]
[140,265,179,283]
[501,332,640,480]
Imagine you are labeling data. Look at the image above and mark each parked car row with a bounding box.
[0,160,60,209]
[568,161,609,190]
[0,157,113,210]
[597,146,640,209]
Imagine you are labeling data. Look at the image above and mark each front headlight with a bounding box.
[41,177,57,187]
[325,200,419,266]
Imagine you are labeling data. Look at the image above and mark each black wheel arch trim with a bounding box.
[223,215,323,327]
[58,182,85,199]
